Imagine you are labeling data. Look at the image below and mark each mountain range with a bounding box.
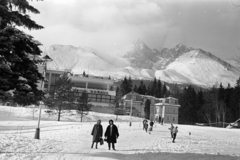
[44,40,240,87]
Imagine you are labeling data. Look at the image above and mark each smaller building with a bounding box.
[155,97,180,124]
[122,92,181,124]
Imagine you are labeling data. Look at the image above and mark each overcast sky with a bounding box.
[25,0,240,60]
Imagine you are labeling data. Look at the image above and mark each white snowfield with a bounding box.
[45,44,240,87]
[0,106,240,160]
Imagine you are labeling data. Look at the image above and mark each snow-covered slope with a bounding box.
[45,44,155,79]
[44,42,240,87]
[155,49,240,87]
[1,106,240,160]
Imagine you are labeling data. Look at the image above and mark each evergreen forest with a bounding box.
[117,76,240,126]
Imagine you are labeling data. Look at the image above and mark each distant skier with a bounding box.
[148,121,154,134]
[169,124,174,138]
[91,119,103,149]
[105,119,119,150]
[172,126,178,143]
[144,120,149,132]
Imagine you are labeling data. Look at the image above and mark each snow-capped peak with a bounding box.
[44,43,240,87]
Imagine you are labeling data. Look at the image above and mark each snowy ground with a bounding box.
[0,106,240,160]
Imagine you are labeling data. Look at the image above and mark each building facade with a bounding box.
[35,55,116,113]
[122,92,181,124]
[155,97,180,124]
[44,70,116,110]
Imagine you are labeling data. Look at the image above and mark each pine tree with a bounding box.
[44,73,73,121]
[128,76,133,92]
[218,83,225,101]
[156,79,162,98]
[236,76,240,88]
[235,77,240,118]
[133,84,138,93]
[137,80,144,94]
[162,83,167,97]
[75,91,91,122]
[120,76,128,96]
[196,89,205,122]
[178,86,197,124]
[142,83,147,95]
[144,99,151,119]
[0,0,44,105]
[120,76,132,96]
[146,83,151,95]
[150,78,157,96]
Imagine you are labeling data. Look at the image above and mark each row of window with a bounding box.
[156,107,178,114]
[89,99,114,103]
[74,92,115,103]
[165,107,178,114]
[166,116,177,122]
[88,94,114,99]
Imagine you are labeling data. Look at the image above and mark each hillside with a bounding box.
[44,42,240,87]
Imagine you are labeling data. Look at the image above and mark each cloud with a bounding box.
[31,0,164,32]
[27,0,240,60]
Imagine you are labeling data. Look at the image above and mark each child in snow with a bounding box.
[172,126,178,143]
[148,121,154,134]
[169,124,174,138]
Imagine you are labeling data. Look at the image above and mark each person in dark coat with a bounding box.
[159,116,162,124]
[144,120,149,132]
[148,121,154,134]
[172,126,178,143]
[104,119,119,150]
[143,119,147,130]
[91,119,103,149]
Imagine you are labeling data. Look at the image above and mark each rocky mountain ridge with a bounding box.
[44,41,240,87]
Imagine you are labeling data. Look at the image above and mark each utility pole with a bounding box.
[34,55,52,139]
[129,91,133,126]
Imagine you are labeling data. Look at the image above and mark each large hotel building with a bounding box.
[37,57,116,113]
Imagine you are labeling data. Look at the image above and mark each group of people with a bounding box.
[91,119,119,150]
[143,119,179,142]
[142,119,154,134]
[91,119,179,151]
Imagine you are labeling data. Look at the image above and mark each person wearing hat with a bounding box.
[104,119,119,150]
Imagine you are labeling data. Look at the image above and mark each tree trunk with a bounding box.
[81,111,83,122]
[58,106,61,121]
[58,111,61,121]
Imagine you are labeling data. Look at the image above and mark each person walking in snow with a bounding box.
[91,119,103,149]
[144,120,149,132]
[104,119,119,150]
[148,121,154,134]
[143,119,147,130]
[169,124,174,138]
[172,126,178,143]
[159,116,162,124]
